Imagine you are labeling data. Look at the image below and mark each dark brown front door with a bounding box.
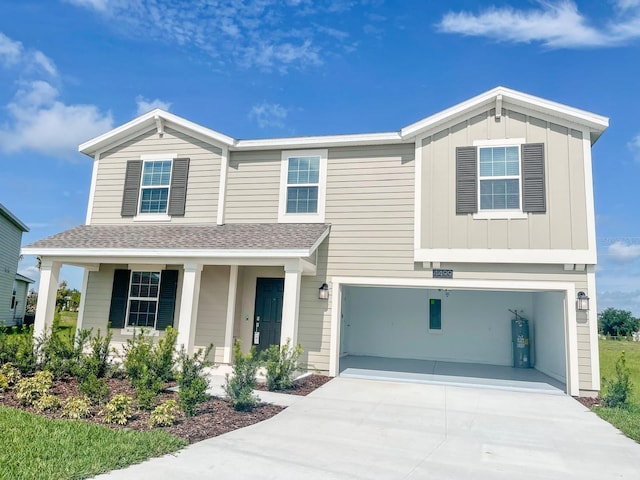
[253,278,284,352]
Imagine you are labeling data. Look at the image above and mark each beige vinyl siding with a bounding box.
[193,265,230,363]
[13,280,29,321]
[0,215,22,326]
[91,127,222,224]
[225,150,281,223]
[420,108,590,251]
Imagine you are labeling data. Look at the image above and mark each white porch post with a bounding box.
[176,263,203,354]
[33,260,61,340]
[223,265,238,363]
[280,262,302,347]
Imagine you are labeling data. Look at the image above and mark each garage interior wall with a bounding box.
[532,291,567,382]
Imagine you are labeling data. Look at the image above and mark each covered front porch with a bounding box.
[22,223,331,363]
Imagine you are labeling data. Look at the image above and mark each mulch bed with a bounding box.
[576,396,602,409]
[0,374,332,444]
[254,374,332,396]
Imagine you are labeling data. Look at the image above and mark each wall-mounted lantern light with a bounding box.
[318,283,329,300]
[576,291,590,311]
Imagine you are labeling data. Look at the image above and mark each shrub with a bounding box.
[83,329,113,379]
[16,370,53,406]
[603,351,633,408]
[33,393,61,413]
[0,325,37,374]
[155,327,178,382]
[0,373,8,391]
[149,399,181,427]
[61,395,92,419]
[102,394,133,425]
[0,362,22,386]
[78,373,110,405]
[262,339,303,391]
[599,308,640,337]
[224,340,259,411]
[177,345,212,417]
[37,326,91,379]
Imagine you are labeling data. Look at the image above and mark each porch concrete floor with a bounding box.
[339,355,566,394]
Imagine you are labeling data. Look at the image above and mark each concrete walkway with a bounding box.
[94,378,640,479]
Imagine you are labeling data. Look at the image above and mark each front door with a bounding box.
[253,278,284,352]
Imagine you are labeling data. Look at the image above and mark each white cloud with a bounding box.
[65,0,384,71]
[606,241,640,261]
[249,102,288,129]
[0,32,57,75]
[0,80,113,159]
[629,133,640,160]
[437,1,640,48]
[18,265,40,283]
[135,95,172,116]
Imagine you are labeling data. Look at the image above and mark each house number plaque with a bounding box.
[432,269,453,279]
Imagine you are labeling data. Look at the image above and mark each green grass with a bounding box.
[54,311,78,331]
[594,404,640,442]
[598,338,640,404]
[0,406,187,480]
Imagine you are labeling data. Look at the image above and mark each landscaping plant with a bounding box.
[149,399,181,427]
[224,340,260,411]
[16,370,53,406]
[603,351,633,408]
[262,338,303,391]
[0,325,37,374]
[37,325,91,379]
[102,394,133,425]
[33,393,61,413]
[176,345,212,417]
[0,362,22,386]
[61,395,92,419]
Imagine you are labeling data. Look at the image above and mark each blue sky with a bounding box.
[1,0,640,314]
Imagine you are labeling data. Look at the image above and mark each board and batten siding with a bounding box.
[421,109,589,250]
[0,216,22,326]
[91,127,222,224]
[193,265,231,363]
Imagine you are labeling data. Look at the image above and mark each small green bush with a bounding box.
[262,339,303,391]
[177,345,212,417]
[61,395,92,419]
[603,351,633,408]
[102,394,133,425]
[78,373,110,404]
[33,393,61,413]
[149,399,181,427]
[0,373,8,391]
[0,325,37,374]
[37,326,90,379]
[83,328,113,379]
[224,340,259,411]
[16,370,53,406]
[0,362,22,386]
[155,327,178,382]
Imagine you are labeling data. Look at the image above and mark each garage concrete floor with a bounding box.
[94,378,640,479]
[340,355,566,394]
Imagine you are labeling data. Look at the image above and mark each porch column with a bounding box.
[176,263,203,354]
[280,262,302,347]
[33,259,61,340]
[223,265,238,363]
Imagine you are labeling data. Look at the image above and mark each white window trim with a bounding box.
[474,139,525,218]
[278,149,328,223]
[124,270,162,330]
[134,153,177,221]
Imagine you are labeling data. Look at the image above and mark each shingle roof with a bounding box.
[23,223,330,253]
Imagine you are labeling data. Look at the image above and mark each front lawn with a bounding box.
[0,405,186,480]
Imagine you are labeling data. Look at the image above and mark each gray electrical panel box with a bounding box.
[512,318,531,368]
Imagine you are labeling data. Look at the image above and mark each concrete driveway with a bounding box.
[95,378,640,479]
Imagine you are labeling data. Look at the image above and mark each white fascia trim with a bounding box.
[582,129,597,254]
[278,149,328,224]
[414,137,422,250]
[401,86,609,140]
[85,153,100,225]
[21,247,315,258]
[414,248,597,265]
[473,138,526,147]
[217,146,229,225]
[328,275,580,395]
[308,226,331,254]
[235,132,402,150]
[587,268,600,391]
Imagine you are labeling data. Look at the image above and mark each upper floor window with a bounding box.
[479,146,520,211]
[140,160,172,214]
[278,149,327,223]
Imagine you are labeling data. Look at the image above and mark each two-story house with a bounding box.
[23,87,608,397]
[1,203,31,326]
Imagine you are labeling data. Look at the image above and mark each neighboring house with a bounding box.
[12,273,35,324]
[23,86,608,397]
[0,204,30,326]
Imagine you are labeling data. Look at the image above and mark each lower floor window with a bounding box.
[127,271,160,328]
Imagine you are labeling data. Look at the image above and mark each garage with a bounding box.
[335,283,569,394]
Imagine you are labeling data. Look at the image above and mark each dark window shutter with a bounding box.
[522,143,546,213]
[156,270,179,330]
[456,146,478,214]
[121,160,143,217]
[168,158,190,216]
[108,269,131,328]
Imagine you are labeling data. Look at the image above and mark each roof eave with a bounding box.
[0,203,29,232]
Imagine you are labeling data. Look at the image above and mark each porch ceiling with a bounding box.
[22,223,330,257]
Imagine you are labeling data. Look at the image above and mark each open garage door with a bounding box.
[339,285,567,394]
